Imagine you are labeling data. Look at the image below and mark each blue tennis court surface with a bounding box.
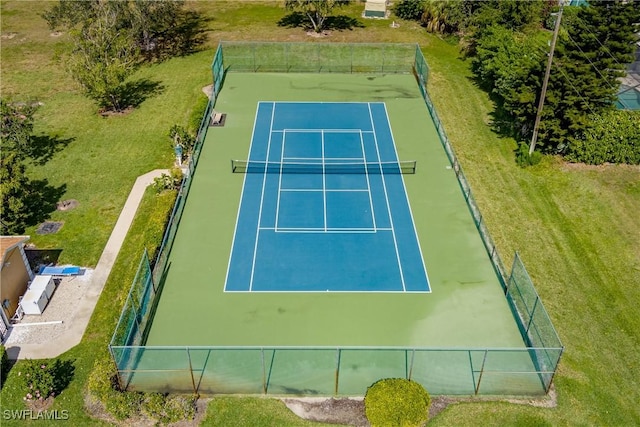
[225,102,430,292]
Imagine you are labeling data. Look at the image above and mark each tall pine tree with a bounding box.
[538,0,640,153]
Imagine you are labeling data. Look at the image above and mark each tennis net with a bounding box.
[231,160,416,174]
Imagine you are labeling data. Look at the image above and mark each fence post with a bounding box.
[261,348,267,394]
[186,347,198,394]
[474,350,489,395]
[408,349,416,381]
[334,348,342,396]
[526,297,540,337]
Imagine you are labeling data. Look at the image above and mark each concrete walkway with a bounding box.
[6,169,168,360]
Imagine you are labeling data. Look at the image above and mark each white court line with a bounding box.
[260,227,392,233]
[322,130,327,232]
[274,129,287,232]
[359,129,377,230]
[381,103,431,292]
[248,102,277,292]
[274,128,373,133]
[368,102,406,292]
[283,156,364,161]
[224,103,263,292]
[280,189,369,193]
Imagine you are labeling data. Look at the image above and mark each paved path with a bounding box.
[6,170,168,360]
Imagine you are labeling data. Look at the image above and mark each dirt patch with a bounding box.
[57,199,79,211]
[26,396,54,412]
[1,32,17,39]
[50,31,63,37]
[282,390,557,425]
[561,162,640,172]
[283,397,369,427]
[99,106,134,117]
[307,30,331,38]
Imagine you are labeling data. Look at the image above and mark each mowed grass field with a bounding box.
[1,1,639,425]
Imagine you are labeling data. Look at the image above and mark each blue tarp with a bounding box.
[38,266,81,276]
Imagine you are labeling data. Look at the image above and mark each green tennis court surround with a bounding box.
[110,43,563,396]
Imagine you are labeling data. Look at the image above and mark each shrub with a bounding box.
[86,357,119,402]
[19,360,56,402]
[515,143,542,167]
[169,124,196,158]
[142,393,197,424]
[152,167,183,193]
[88,357,196,423]
[365,378,431,427]
[565,110,640,165]
[87,357,142,420]
[394,0,425,21]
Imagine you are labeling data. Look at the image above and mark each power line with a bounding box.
[552,58,599,116]
[565,32,632,109]
[573,13,640,87]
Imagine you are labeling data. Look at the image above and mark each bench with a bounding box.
[210,111,226,126]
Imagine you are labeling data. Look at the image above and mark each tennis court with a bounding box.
[111,43,562,396]
[226,101,429,293]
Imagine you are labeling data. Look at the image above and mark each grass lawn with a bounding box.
[1,1,639,426]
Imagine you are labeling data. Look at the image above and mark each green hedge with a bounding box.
[566,110,640,165]
[364,378,431,427]
[87,356,196,423]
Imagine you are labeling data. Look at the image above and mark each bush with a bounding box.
[152,167,184,193]
[365,378,431,427]
[16,358,74,403]
[515,143,542,167]
[394,0,425,21]
[565,110,640,165]
[87,357,196,423]
[142,393,197,424]
[87,357,142,420]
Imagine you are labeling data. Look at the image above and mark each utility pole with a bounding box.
[529,3,564,155]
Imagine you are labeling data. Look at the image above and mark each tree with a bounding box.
[66,2,140,112]
[0,100,37,234]
[43,0,201,62]
[472,25,546,137]
[421,0,466,34]
[284,0,350,33]
[0,99,38,159]
[538,0,640,153]
[394,0,425,21]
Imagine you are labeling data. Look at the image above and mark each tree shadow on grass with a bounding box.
[117,79,165,110]
[28,134,75,166]
[143,9,211,61]
[51,359,75,394]
[465,73,526,140]
[278,12,364,31]
[278,11,308,29]
[25,179,67,228]
[325,15,364,31]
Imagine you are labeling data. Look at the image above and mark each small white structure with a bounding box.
[363,0,389,19]
[20,275,54,315]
